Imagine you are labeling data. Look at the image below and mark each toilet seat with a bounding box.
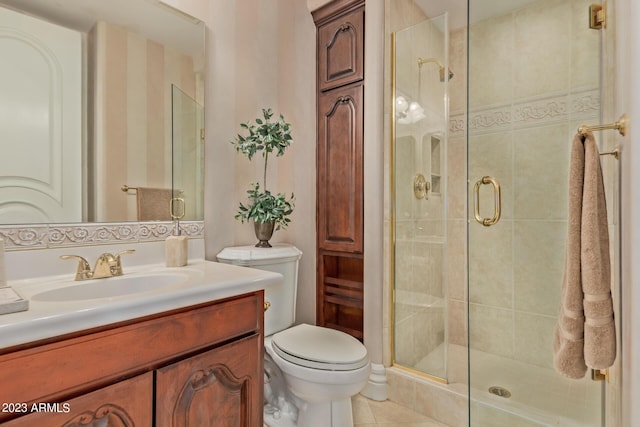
[271,323,368,371]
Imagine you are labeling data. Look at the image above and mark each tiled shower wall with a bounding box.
[384,0,603,424]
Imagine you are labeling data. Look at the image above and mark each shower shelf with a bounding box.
[395,290,444,309]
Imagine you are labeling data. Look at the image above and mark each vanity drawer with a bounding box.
[0,291,262,421]
[1,372,153,427]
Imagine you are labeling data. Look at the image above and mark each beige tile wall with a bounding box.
[385,0,605,424]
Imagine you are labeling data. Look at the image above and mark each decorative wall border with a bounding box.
[449,88,600,137]
[0,221,205,251]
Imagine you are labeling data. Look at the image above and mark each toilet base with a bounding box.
[296,398,354,427]
[264,410,297,427]
[264,397,355,427]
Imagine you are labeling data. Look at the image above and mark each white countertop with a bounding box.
[0,260,282,349]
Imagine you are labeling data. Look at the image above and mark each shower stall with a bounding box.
[388,0,620,426]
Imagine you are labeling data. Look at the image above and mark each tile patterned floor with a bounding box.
[352,394,450,427]
[263,395,451,427]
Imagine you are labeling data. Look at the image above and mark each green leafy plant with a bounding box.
[236,183,294,230]
[232,108,295,230]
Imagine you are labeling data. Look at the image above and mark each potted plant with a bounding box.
[231,108,295,247]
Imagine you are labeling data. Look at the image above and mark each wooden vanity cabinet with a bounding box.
[313,0,365,341]
[0,291,264,427]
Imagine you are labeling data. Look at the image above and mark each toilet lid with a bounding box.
[271,324,368,371]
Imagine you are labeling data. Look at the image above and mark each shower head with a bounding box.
[440,67,454,82]
[418,57,454,82]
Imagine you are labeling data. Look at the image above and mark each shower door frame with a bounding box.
[389,12,451,385]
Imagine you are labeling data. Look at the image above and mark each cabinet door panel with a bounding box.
[317,7,364,91]
[2,372,152,427]
[155,334,262,427]
[317,84,364,253]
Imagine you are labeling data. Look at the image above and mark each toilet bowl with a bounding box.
[267,324,370,426]
[216,244,370,427]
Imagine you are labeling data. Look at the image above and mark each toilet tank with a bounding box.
[216,244,302,336]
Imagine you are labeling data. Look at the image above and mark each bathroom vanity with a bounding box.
[0,259,280,426]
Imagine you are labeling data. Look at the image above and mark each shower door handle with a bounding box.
[473,176,502,226]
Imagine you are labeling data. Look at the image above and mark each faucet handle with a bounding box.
[60,255,92,281]
[113,249,136,275]
[115,249,136,259]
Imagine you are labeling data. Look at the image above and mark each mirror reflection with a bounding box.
[171,84,205,221]
[0,0,205,224]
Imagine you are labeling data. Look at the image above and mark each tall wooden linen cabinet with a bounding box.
[312,0,365,341]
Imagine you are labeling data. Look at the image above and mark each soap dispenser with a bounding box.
[165,223,188,267]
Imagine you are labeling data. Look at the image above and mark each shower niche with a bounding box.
[429,134,442,195]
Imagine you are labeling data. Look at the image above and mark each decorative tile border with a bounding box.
[449,88,599,137]
[0,226,49,250]
[0,221,204,251]
[449,112,466,137]
[468,105,513,133]
[512,95,568,125]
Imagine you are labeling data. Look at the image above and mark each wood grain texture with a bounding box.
[156,335,262,427]
[315,1,365,341]
[2,372,153,427]
[317,7,364,92]
[0,292,263,424]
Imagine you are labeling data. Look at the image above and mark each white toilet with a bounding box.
[217,244,370,427]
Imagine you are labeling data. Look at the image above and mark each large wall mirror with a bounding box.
[0,0,205,225]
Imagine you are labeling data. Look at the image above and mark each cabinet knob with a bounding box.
[264,301,271,312]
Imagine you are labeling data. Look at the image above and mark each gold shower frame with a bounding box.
[389,31,448,385]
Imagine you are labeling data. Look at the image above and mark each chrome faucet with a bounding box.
[61,250,136,280]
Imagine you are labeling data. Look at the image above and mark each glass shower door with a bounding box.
[392,13,451,382]
[467,0,607,425]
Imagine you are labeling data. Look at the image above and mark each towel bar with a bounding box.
[591,368,608,382]
[121,185,138,193]
[599,147,621,159]
[578,114,628,137]
[122,185,185,196]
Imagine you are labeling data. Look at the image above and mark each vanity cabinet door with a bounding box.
[1,372,153,427]
[317,83,364,253]
[317,6,364,91]
[155,334,263,427]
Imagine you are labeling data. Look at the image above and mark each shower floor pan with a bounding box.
[461,345,601,427]
[408,344,602,427]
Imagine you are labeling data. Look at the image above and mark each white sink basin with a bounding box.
[32,273,189,302]
[0,260,284,349]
